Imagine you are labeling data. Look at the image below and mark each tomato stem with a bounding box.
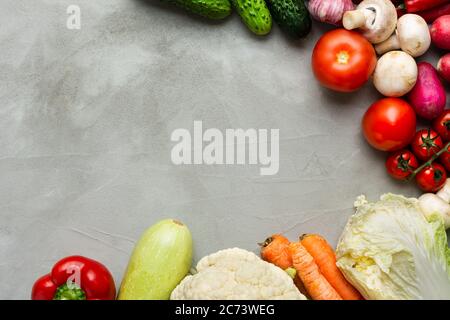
[408,141,450,181]
[336,51,350,64]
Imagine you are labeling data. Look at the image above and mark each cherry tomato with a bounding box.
[385,150,419,180]
[362,98,416,152]
[439,144,450,171]
[415,163,447,192]
[433,110,450,142]
[311,29,377,92]
[411,129,443,161]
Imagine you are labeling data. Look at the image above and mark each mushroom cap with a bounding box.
[373,51,418,97]
[396,14,431,57]
[357,0,398,44]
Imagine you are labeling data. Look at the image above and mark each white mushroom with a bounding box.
[343,0,397,44]
[373,51,418,97]
[437,178,450,203]
[418,179,450,230]
[375,14,431,57]
[419,193,450,229]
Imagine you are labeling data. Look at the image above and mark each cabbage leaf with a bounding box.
[336,194,450,300]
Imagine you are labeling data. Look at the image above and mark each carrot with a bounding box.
[289,242,342,300]
[300,234,364,300]
[260,234,292,270]
[260,234,311,298]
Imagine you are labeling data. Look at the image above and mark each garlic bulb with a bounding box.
[307,0,355,25]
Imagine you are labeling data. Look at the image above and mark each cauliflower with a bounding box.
[170,248,306,300]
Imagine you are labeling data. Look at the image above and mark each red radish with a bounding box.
[438,53,450,83]
[408,62,446,120]
[430,15,450,50]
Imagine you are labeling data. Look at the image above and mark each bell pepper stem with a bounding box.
[53,283,86,300]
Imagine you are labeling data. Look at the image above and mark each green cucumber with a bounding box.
[118,219,193,300]
[232,0,272,35]
[265,0,311,38]
[163,0,232,20]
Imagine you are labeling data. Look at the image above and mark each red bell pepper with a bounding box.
[396,4,407,18]
[405,0,450,13]
[31,256,116,300]
[416,3,450,23]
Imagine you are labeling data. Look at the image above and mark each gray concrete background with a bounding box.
[0,0,448,299]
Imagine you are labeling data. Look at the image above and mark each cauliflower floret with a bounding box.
[170,248,306,300]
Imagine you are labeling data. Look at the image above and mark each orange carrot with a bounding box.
[300,234,364,300]
[260,234,292,270]
[289,242,342,300]
[260,234,311,298]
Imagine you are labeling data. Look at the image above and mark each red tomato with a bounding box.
[311,29,377,92]
[415,163,447,192]
[411,129,443,161]
[439,145,450,171]
[362,98,417,152]
[433,110,450,142]
[385,150,419,180]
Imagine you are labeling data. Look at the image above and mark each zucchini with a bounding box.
[232,0,272,35]
[163,0,232,20]
[265,0,311,38]
[118,219,193,300]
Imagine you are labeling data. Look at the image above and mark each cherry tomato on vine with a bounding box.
[411,129,443,161]
[433,110,450,142]
[385,150,419,180]
[415,163,447,192]
[311,29,377,92]
[362,98,416,152]
[439,145,450,171]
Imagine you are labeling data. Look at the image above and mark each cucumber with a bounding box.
[232,0,272,35]
[118,219,193,300]
[265,0,311,38]
[163,0,232,20]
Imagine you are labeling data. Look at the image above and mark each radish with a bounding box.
[438,53,450,83]
[430,15,450,50]
[408,62,446,120]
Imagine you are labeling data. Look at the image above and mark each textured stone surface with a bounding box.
[0,0,447,299]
